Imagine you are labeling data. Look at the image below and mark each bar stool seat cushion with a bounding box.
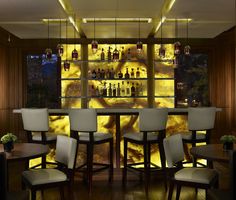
[180,132,206,140]
[22,169,67,185]
[123,132,158,141]
[32,132,57,141]
[78,132,113,142]
[175,167,218,184]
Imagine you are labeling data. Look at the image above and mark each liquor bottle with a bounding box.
[131,68,135,78]
[101,48,105,61]
[127,48,131,60]
[101,69,105,79]
[131,82,135,97]
[126,81,130,96]
[135,83,139,96]
[90,85,95,96]
[136,67,140,78]
[118,71,123,79]
[91,69,96,79]
[95,86,100,96]
[108,83,112,96]
[121,81,125,96]
[110,68,115,79]
[106,68,110,79]
[139,83,143,96]
[103,82,107,96]
[125,68,130,79]
[97,68,101,79]
[108,46,112,61]
[121,46,125,61]
[112,84,116,97]
[117,83,121,96]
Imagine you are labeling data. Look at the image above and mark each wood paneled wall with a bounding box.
[0,26,235,143]
[209,27,236,142]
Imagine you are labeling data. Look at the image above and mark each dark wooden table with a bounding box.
[190,144,234,168]
[0,143,49,191]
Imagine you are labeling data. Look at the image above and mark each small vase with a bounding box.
[223,142,234,151]
[3,141,14,152]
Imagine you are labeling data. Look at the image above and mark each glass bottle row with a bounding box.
[89,81,144,97]
[89,67,142,79]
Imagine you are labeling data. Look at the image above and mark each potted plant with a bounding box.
[1,133,17,152]
[220,135,236,150]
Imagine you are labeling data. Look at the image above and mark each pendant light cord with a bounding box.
[59,19,62,44]
[138,18,140,41]
[160,14,163,45]
[175,19,178,40]
[47,19,50,48]
[74,14,76,49]
[66,19,68,60]
[186,19,189,44]
[93,17,96,41]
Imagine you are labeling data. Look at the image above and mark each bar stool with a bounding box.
[21,108,57,168]
[181,107,216,166]
[122,108,168,194]
[69,108,113,195]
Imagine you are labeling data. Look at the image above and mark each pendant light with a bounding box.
[64,20,70,71]
[184,19,191,55]
[136,18,143,53]
[174,19,181,56]
[72,14,78,60]
[57,19,64,57]
[91,18,98,54]
[159,14,165,58]
[113,18,119,61]
[45,19,52,60]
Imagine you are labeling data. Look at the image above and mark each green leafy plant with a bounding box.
[220,135,236,143]
[1,133,17,144]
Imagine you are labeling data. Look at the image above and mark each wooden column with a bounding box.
[81,44,88,108]
[147,43,154,108]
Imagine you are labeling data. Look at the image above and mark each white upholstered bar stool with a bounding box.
[69,108,113,195]
[21,108,58,168]
[163,134,219,200]
[22,135,78,200]
[181,107,216,166]
[123,108,168,194]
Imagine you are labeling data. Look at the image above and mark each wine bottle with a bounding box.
[127,48,131,60]
[136,68,140,78]
[97,68,101,79]
[131,68,135,78]
[131,82,135,97]
[108,83,112,97]
[117,83,121,96]
[121,46,125,61]
[112,84,116,97]
[125,68,130,79]
[91,69,96,79]
[121,81,125,96]
[118,71,123,79]
[101,48,105,60]
[108,46,112,61]
[126,81,130,96]
[135,83,139,96]
[101,69,105,79]
[103,82,107,96]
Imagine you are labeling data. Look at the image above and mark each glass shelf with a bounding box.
[60,96,147,99]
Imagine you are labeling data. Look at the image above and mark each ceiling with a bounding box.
[0,0,234,39]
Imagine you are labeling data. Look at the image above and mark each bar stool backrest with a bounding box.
[188,107,216,131]
[139,108,168,132]
[163,134,185,168]
[55,135,77,169]
[69,109,97,132]
[21,108,49,132]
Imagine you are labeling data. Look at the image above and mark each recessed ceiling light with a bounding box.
[82,18,152,23]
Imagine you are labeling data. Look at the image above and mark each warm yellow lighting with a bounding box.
[154,16,166,33]
[166,18,192,22]
[68,16,79,32]
[42,19,67,23]
[82,18,152,23]
[167,0,176,12]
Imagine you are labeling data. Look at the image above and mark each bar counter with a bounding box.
[13,107,222,168]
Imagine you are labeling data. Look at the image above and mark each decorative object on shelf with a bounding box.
[64,19,70,71]
[45,19,52,60]
[1,133,17,152]
[57,19,64,57]
[184,19,191,55]
[174,19,181,56]
[72,14,78,60]
[159,14,165,58]
[136,18,143,53]
[220,135,236,151]
[113,18,119,61]
[91,18,98,54]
